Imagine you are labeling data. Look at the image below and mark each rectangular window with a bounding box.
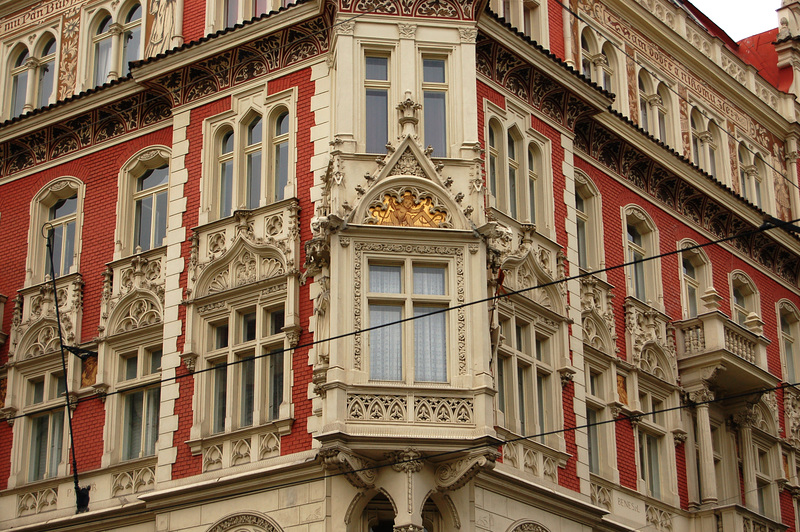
[206,303,287,435]
[587,407,599,474]
[638,432,661,499]
[117,346,162,461]
[368,261,449,383]
[422,58,447,157]
[627,224,646,300]
[365,55,389,154]
[26,371,67,481]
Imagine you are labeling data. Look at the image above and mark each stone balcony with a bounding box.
[675,312,775,393]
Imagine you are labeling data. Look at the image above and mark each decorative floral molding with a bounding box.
[17,487,57,517]
[111,465,155,497]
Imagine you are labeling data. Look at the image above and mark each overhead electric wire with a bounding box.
[8,214,800,424]
[22,375,800,530]
[548,0,800,193]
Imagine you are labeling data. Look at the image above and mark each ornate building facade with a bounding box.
[1,0,800,531]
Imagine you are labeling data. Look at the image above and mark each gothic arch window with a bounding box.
[26,177,85,286]
[737,144,769,210]
[580,28,596,82]
[203,89,295,225]
[115,147,171,259]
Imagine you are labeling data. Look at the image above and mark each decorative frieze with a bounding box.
[111,465,156,497]
[346,393,474,424]
[17,487,57,517]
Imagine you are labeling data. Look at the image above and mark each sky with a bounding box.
[689,0,780,41]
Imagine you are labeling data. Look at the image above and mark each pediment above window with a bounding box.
[8,274,83,362]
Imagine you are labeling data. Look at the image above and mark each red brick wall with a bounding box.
[547,0,565,60]
[182,0,208,44]
[676,442,689,510]
[781,488,797,532]
[616,417,638,490]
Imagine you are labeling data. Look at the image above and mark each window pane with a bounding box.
[423,59,445,83]
[94,38,112,86]
[220,160,233,218]
[213,364,227,433]
[63,221,75,275]
[423,92,446,157]
[154,190,167,248]
[225,0,238,27]
[366,89,389,153]
[239,356,255,427]
[32,381,45,404]
[633,250,645,300]
[150,349,162,373]
[248,117,262,144]
[123,391,144,460]
[587,408,599,474]
[497,357,506,414]
[269,348,284,420]
[144,388,160,456]
[274,141,288,201]
[518,366,527,435]
[647,434,660,499]
[528,174,536,223]
[135,199,151,249]
[242,312,256,342]
[370,265,401,293]
[30,416,48,481]
[536,373,546,442]
[687,284,698,318]
[577,218,587,269]
[138,166,169,191]
[48,411,64,478]
[366,56,388,80]
[247,151,261,208]
[122,27,141,76]
[369,305,402,380]
[413,266,445,295]
[125,355,138,380]
[414,305,446,382]
[48,225,63,278]
[509,166,517,218]
[11,70,28,116]
[38,60,55,108]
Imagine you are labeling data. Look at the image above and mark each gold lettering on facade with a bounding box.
[369,191,447,227]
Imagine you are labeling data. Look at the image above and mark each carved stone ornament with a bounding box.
[320,444,376,489]
[181,352,198,372]
[645,505,673,532]
[387,448,424,473]
[510,522,550,532]
[434,448,500,491]
[786,392,800,447]
[207,513,282,532]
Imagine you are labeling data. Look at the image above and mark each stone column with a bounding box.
[23,58,37,113]
[690,387,717,504]
[108,24,124,83]
[735,408,759,511]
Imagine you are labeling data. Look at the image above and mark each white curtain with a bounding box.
[370,305,401,380]
[414,305,446,382]
[370,265,401,293]
[413,266,444,295]
[144,388,160,456]
[123,392,143,460]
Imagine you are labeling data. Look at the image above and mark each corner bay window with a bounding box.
[208,306,285,434]
[368,262,448,382]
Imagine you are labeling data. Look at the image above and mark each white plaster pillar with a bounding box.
[736,409,759,511]
[690,388,717,504]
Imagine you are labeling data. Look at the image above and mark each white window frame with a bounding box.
[79,2,143,91]
[206,0,292,33]
[584,354,616,480]
[116,344,162,462]
[729,271,760,329]
[420,51,450,158]
[362,49,393,154]
[574,171,603,272]
[779,301,800,384]
[678,241,713,320]
[4,31,59,119]
[114,146,171,259]
[622,205,662,309]
[366,258,453,384]
[202,87,296,225]
[635,383,671,501]
[25,177,85,287]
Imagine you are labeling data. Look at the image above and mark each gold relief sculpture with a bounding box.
[617,375,628,405]
[369,191,447,227]
[81,356,98,388]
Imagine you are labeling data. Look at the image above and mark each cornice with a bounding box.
[477,15,613,115]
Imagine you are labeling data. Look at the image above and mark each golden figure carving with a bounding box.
[369,191,447,227]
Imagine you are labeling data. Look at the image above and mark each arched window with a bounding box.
[27,177,85,285]
[707,120,720,178]
[624,206,662,307]
[121,4,142,77]
[690,109,703,167]
[134,165,169,252]
[655,83,670,144]
[730,271,759,328]
[679,242,712,319]
[737,144,767,209]
[9,46,29,117]
[575,171,602,271]
[580,29,594,82]
[221,0,271,29]
[116,147,171,258]
[600,42,615,93]
[46,195,78,279]
[93,14,114,87]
